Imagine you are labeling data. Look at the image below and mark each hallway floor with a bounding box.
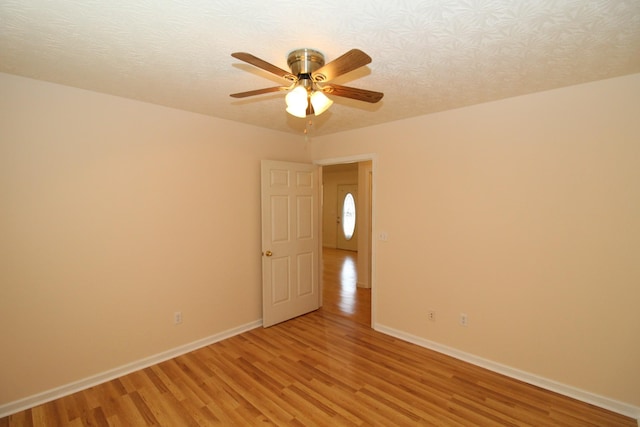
[320,247,371,326]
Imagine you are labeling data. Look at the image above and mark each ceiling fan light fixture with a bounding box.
[232,48,382,119]
[310,90,333,116]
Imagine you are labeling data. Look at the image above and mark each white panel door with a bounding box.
[261,160,319,327]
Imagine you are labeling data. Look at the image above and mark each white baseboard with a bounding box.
[0,319,263,418]
[4,319,637,423]
[373,323,639,422]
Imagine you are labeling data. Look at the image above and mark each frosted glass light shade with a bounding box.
[286,85,307,104]
[310,91,333,116]
[286,105,307,118]
[285,86,308,117]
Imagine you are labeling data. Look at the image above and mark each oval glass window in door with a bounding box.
[342,193,356,240]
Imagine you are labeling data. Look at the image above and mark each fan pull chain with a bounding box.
[303,119,314,143]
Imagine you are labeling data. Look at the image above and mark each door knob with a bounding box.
[264,250,273,257]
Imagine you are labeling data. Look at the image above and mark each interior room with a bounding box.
[1,1,639,424]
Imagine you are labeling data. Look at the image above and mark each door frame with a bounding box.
[314,154,377,327]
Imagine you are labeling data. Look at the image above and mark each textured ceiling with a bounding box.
[1,0,639,136]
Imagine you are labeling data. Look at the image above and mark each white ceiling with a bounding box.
[2,1,639,136]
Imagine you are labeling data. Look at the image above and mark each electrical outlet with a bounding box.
[427,310,436,321]
[174,311,183,325]
[460,313,468,327]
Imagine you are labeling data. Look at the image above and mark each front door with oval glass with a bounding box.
[337,184,358,251]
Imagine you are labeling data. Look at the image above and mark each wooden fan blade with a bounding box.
[230,86,288,98]
[231,52,294,80]
[312,49,372,82]
[322,84,384,103]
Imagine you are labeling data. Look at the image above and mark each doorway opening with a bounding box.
[319,160,373,327]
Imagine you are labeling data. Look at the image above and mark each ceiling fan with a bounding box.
[230,48,384,118]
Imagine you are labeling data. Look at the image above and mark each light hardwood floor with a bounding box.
[320,248,370,327]
[1,248,635,426]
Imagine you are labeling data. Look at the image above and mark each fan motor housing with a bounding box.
[287,48,325,76]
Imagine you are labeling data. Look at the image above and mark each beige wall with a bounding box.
[2,70,639,412]
[311,74,640,407]
[0,73,310,404]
